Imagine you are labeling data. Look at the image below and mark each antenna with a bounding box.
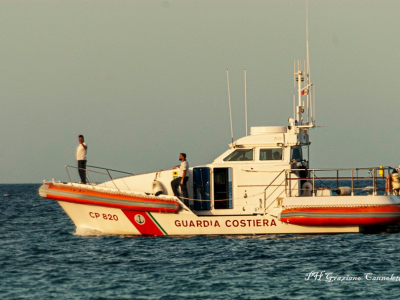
[244,69,248,136]
[305,0,314,124]
[306,0,310,81]
[313,86,316,123]
[293,0,314,128]
[227,69,234,146]
[293,94,295,122]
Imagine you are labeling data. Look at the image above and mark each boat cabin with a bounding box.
[188,125,310,216]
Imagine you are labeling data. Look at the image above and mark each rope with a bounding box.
[179,190,266,202]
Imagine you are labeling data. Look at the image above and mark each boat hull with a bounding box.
[40,183,400,236]
[55,201,360,235]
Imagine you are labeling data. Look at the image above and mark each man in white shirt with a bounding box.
[76,135,88,184]
[171,153,189,205]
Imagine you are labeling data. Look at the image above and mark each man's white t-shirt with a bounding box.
[179,161,189,177]
[76,142,87,160]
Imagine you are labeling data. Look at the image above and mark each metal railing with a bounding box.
[260,166,398,213]
[263,170,286,210]
[64,164,398,208]
[286,166,398,197]
[65,165,136,191]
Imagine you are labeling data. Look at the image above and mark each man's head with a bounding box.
[179,153,186,161]
[78,135,84,143]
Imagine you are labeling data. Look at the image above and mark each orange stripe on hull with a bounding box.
[46,184,174,205]
[48,194,178,213]
[41,183,179,213]
[281,205,400,226]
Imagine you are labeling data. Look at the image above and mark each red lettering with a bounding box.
[215,220,221,227]
[175,220,181,227]
[189,221,195,227]
[182,220,188,227]
[232,220,239,227]
[89,212,117,221]
[263,219,269,226]
[204,221,209,227]
[247,220,252,226]
[271,219,277,226]
[196,220,202,227]
[256,220,261,227]
[240,220,246,227]
[226,220,231,227]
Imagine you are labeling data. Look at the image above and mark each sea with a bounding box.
[1,183,400,300]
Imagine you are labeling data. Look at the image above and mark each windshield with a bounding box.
[223,149,253,161]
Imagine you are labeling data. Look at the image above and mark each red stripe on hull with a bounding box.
[122,210,165,236]
[281,217,400,227]
[281,205,400,226]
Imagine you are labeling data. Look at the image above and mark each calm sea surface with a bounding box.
[1,184,400,299]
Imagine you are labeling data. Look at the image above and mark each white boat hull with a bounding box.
[58,201,360,235]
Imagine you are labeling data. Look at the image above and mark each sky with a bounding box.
[1,0,400,183]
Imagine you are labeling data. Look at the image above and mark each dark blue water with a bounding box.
[1,184,400,299]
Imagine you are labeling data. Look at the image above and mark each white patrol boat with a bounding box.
[39,5,400,236]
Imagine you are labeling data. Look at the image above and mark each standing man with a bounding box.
[171,153,189,205]
[76,135,88,184]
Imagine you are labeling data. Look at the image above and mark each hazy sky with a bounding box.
[1,0,400,183]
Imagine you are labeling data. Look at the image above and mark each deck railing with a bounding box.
[64,164,135,191]
[286,166,398,197]
[260,166,398,213]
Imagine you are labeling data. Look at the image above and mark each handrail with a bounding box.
[64,165,121,191]
[287,166,398,197]
[86,165,174,179]
[86,165,135,191]
[291,167,394,172]
[264,178,286,211]
[64,164,174,192]
[263,170,285,212]
[86,165,134,176]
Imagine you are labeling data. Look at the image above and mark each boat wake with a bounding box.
[74,227,114,237]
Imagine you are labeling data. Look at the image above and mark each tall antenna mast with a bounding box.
[306,0,315,125]
[306,0,310,80]
[294,0,314,127]
[227,69,234,146]
[244,69,248,136]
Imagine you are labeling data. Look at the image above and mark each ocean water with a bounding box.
[1,184,400,300]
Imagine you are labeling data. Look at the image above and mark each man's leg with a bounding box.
[171,177,181,197]
[78,160,87,184]
[180,177,189,206]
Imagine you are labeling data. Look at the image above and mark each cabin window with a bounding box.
[291,147,303,161]
[260,148,283,161]
[214,168,233,209]
[223,149,253,161]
